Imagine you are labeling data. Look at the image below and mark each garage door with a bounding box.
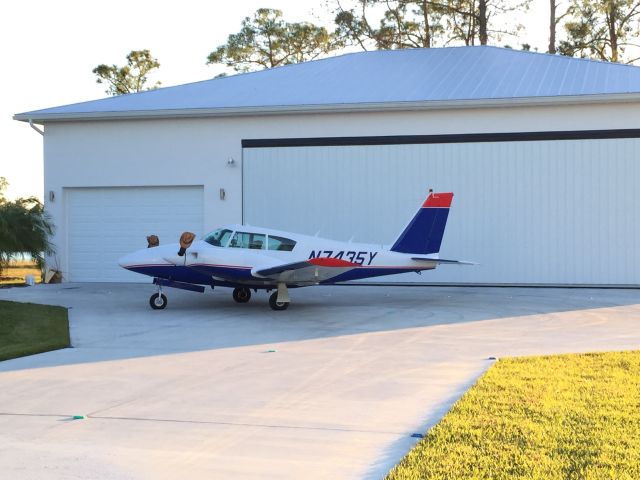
[66,186,204,282]
[243,139,640,286]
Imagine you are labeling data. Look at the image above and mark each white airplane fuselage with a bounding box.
[118,192,469,310]
[119,225,439,288]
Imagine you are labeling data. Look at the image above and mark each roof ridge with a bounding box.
[480,44,640,69]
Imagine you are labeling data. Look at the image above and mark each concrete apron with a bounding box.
[0,283,638,479]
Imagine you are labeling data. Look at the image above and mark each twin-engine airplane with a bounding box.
[119,191,472,311]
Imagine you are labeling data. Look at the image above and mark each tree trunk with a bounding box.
[478,0,488,45]
[607,2,618,62]
[422,0,432,47]
[549,0,557,54]
[468,0,476,45]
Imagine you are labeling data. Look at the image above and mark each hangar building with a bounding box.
[14,46,640,286]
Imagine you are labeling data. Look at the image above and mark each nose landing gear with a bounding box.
[149,278,205,310]
[149,292,168,310]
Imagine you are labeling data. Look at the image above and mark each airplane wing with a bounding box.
[254,257,358,282]
[412,257,477,265]
[254,260,314,277]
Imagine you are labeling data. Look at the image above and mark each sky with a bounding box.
[0,0,551,200]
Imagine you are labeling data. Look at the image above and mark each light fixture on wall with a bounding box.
[227,157,235,167]
[219,188,226,200]
[48,190,55,202]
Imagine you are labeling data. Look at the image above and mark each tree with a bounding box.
[334,0,446,50]
[334,0,530,49]
[559,0,640,62]
[0,178,54,275]
[93,50,161,96]
[442,0,531,46]
[207,9,341,72]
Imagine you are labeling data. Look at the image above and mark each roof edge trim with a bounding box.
[15,92,640,124]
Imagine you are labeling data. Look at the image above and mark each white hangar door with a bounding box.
[243,138,640,286]
[66,186,204,282]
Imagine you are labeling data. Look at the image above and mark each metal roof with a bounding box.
[15,46,640,122]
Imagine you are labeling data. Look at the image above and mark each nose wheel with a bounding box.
[149,292,168,310]
[232,287,252,303]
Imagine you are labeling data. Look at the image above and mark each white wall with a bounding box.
[41,101,640,283]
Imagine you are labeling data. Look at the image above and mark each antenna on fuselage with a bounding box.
[314,222,325,237]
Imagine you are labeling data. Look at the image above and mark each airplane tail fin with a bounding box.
[390,192,453,254]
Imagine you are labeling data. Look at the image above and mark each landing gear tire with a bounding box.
[269,292,289,311]
[233,287,252,303]
[149,293,168,310]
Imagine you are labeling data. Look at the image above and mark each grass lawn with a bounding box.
[0,300,70,361]
[387,351,640,480]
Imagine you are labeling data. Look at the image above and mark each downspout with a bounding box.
[29,119,44,136]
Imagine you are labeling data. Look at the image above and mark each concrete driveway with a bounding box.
[0,283,638,479]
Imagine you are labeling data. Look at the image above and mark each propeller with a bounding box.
[177,231,196,256]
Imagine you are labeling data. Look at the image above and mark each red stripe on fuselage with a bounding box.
[422,192,453,208]
[309,257,359,267]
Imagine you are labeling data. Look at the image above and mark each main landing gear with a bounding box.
[269,292,289,311]
[233,284,290,310]
[268,282,290,311]
[234,286,290,310]
[232,287,251,303]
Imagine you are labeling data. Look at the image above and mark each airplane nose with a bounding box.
[118,252,138,269]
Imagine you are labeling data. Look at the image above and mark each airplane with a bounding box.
[118,191,472,311]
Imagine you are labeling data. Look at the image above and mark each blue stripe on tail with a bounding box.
[390,207,451,254]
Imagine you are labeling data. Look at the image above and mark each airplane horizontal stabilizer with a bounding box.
[411,257,476,265]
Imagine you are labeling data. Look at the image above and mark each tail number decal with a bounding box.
[309,250,378,266]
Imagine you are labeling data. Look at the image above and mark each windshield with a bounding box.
[203,228,233,247]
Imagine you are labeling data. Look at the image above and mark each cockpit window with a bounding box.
[267,235,296,251]
[229,232,266,250]
[203,228,233,247]
[204,229,294,251]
